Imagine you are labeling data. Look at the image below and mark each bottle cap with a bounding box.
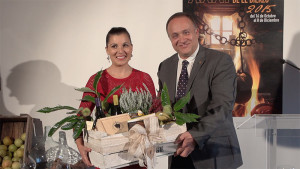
[113,95,119,105]
[95,97,101,107]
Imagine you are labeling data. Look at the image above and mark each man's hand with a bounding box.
[174,131,196,157]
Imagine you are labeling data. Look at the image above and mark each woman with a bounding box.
[75,27,156,168]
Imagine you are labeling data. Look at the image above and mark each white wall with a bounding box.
[0,0,299,168]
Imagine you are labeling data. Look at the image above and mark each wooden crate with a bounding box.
[88,142,177,169]
[85,122,186,168]
[0,114,33,164]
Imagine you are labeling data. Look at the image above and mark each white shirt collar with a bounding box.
[175,44,199,95]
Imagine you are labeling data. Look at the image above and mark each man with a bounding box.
[157,12,243,169]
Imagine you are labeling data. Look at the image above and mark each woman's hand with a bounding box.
[75,137,93,167]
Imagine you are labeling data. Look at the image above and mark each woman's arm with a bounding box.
[75,136,93,167]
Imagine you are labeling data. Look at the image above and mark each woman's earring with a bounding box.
[107,55,110,63]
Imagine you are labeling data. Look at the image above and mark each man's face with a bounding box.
[167,16,199,59]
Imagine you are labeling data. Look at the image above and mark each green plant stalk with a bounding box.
[93,70,103,98]
[73,119,86,139]
[37,105,77,113]
[158,83,199,125]
[161,83,171,107]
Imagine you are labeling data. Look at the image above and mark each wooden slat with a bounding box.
[13,122,26,138]
[1,122,15,140]
[24,115,33,164]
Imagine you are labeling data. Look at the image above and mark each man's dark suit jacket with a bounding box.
[157,45,243,169]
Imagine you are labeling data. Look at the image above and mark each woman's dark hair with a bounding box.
[166,12,198,31]
[106,27,132,47]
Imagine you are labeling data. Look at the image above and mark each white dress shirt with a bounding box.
[176,44,199,93]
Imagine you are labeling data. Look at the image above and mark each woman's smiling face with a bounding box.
[106,33,133,67]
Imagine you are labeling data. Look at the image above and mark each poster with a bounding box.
[183,0,284,117]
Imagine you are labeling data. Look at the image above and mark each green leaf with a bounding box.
[174,112,200,125]
[82,95,95,104]
[103,84,123,103]
[61,119,78,130]
[174,92,190,112]
[66,107,83,114]
[174,115,185,125]
[93,70,103,97]
[73,119,86,139]
[66,110,77,114]
[77,116,84,120]
[75,87,96,94]
[48,115,78,137]
[161,83,171,107]
[37,105,77,113]
[163,105,173,116]
[76,107,84,114]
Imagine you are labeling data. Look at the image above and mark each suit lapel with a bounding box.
[186,45,206,92]
[168,55,179,103]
